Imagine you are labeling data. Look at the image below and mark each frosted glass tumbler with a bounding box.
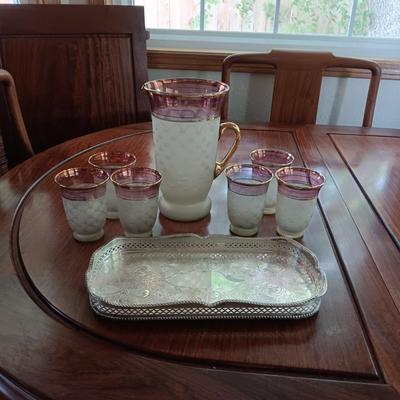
[111,167,162,237]
[54,167,108,242]
[225,164,273,237]
[275,167,325,239]
[250,148,294,214]
[88,151,136,219]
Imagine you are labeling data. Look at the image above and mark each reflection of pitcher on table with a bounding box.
[143,78,240,222]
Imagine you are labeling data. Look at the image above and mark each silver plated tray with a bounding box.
[86,235,327,320]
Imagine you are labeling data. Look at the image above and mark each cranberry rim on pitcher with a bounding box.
[142,78,230,98]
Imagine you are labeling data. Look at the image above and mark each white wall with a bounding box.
[149,69,400,129]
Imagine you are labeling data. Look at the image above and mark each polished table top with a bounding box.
[0,122,399,399]
[329,133,400,245]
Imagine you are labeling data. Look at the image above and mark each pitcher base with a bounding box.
[159,197,211,222]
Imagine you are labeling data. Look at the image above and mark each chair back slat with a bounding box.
[222,50,381,127]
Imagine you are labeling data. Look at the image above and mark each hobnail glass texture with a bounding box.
[275,167,325,238]
[225,164,273,236]
[88,151,136,219]
[111,167,162,237]
[250,148,295,214]
[54,167,108,241]
[142,78,240,222]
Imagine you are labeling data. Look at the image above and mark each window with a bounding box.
[134,0,400,38]
[133,0,400,59]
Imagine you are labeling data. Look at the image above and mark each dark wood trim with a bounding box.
[147,49,400,80]
[0,368,41,400]
[296,125,400,390]
[329,134,400,249]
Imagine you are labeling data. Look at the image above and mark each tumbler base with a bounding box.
[276,226,305,239]
[230,224,258,237]
[124,231,152,238]
[106,210,119,219]
[73,229,104,242]
[263,206,276,215]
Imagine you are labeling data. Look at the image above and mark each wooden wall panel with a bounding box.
[2,35,137,152]
[0,5,149,166]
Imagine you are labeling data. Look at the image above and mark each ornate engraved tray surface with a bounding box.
[86,235,327,320]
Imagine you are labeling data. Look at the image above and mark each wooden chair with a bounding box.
[0,4,149,167]
[221,50,381,127]
[0,69,34,175]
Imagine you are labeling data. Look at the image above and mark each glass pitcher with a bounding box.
[143,78,240,222]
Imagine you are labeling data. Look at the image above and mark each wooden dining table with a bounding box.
[0,122,399,400]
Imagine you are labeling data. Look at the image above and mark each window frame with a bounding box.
[148,29,400,60]
[133,0,400,59]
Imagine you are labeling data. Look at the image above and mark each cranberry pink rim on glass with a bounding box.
[54,167,109,199]
[88,151,136,172]
[250,148,294,170]
[111,167,162,200]
[275,167,325,200]
[225,163,273,196]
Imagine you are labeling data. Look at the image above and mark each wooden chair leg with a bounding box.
[0,69,34,157]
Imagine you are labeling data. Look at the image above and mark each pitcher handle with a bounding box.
[214,122,241,178]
